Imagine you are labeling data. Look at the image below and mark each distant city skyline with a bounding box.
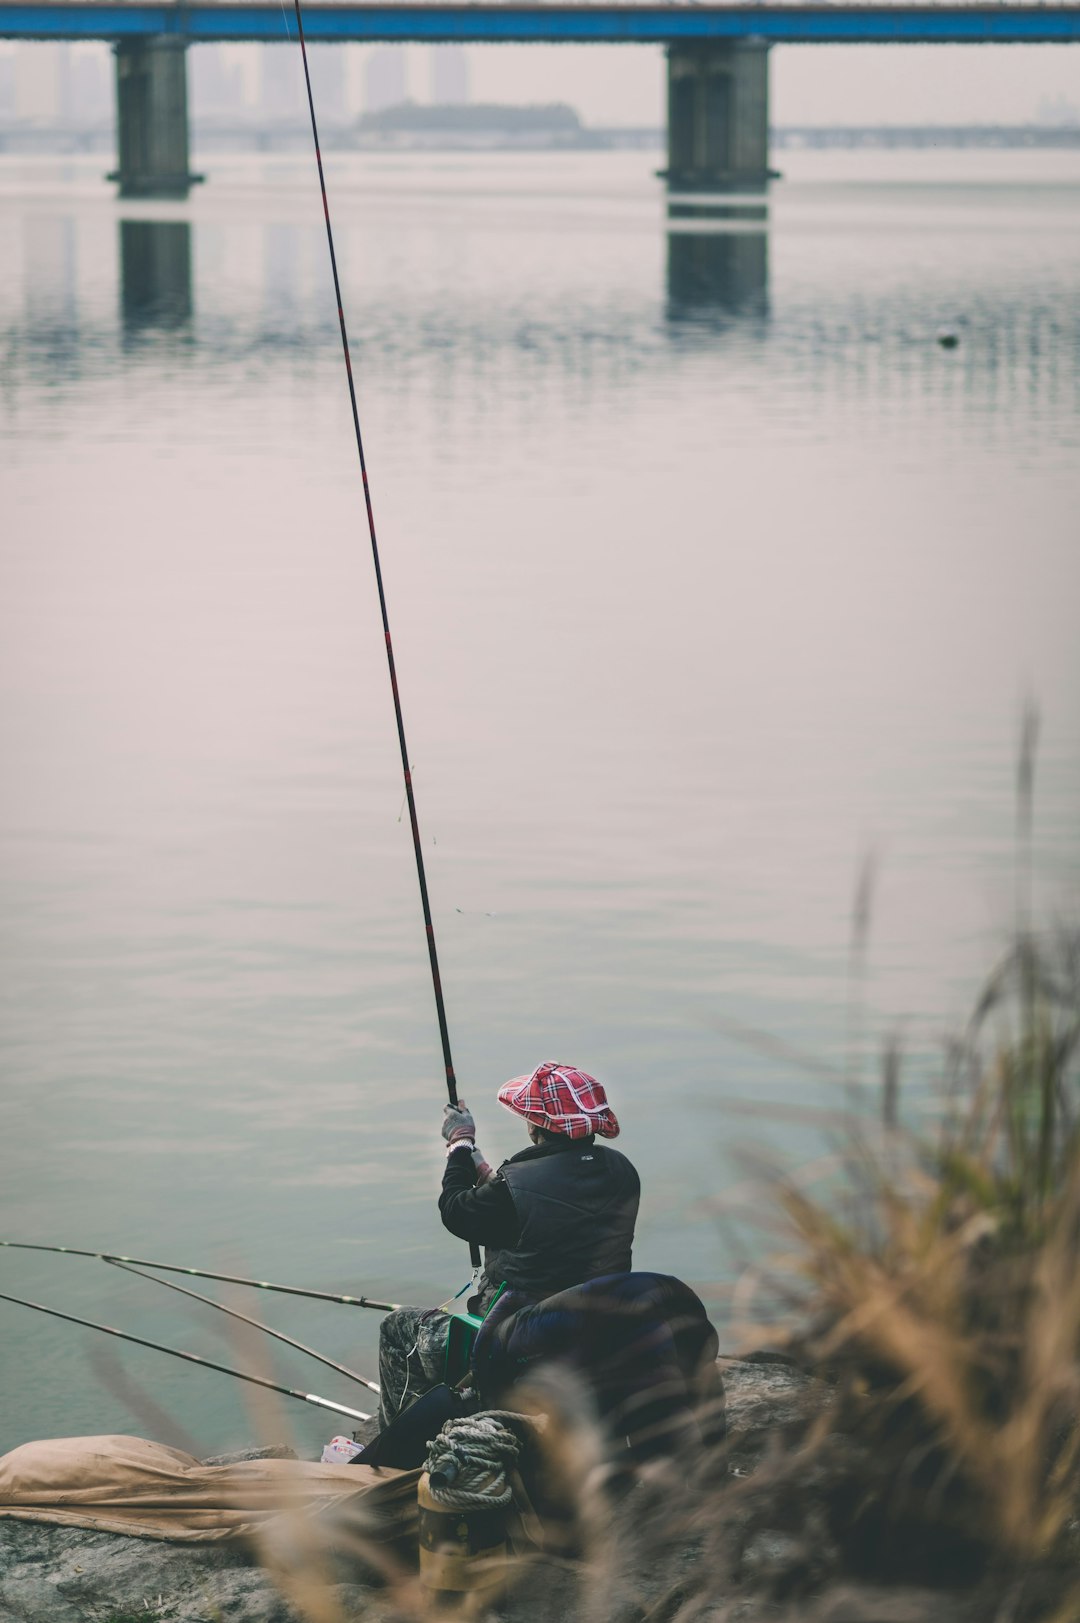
[0,39,1077,128]
[431,43,469,107]
[364,45,407,114]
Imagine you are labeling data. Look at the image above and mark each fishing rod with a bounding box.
[0,1290,371,1423]
[105,1259,379,1395]
[288,0,481,1274]
[0,1242,400,1311]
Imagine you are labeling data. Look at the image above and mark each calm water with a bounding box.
[2,148,1079,1456]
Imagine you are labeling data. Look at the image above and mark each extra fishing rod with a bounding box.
[105,1259,379,1395]
[0,1242,399,1311]
[288,0,481,1273]
[0,1290,371,1423]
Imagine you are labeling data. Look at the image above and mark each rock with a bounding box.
[0,1443,388,1623]
[0,1518,399,1623]
[0,1522,276,1623]
[741,1528,813,1583]
[721,1355,835,1476]
[352,1417,380,1450]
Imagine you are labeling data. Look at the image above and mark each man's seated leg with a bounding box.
[377,1306,453,1429]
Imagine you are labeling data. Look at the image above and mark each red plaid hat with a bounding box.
[497,1062,620,1140]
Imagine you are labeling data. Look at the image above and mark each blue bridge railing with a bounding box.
[1,2,1079,44]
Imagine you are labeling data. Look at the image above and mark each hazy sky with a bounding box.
[247,39,1080,125]
[3,38,1078,125]
[466,42,1080,126]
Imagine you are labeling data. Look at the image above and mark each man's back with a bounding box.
[484,1138,640,1302]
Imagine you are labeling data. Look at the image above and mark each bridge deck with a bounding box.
[2,2,1079,44]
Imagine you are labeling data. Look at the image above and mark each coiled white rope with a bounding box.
[422,1412,525,1509]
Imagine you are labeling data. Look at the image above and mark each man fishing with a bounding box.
[377,1060,640,1428]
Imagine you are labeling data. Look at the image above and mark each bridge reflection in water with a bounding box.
[3,196,1075,445]
[119,219,192,329]
[666,227,767,319]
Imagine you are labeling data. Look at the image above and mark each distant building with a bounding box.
[69,46,110,124]
[261,44,305,121]
[192,45,246,117]
[430,45,469,107]
[364,46,407,114]
[15,41,68,121]
[306,46,347,122]
[360,101,581,136]
[0,51,15,117]
[354,100,592,150]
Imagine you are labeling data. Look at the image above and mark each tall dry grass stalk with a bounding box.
[754,923,1080,1615]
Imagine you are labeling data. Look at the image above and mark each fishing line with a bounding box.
[288,0,480,1271]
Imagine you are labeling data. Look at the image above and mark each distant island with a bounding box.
[352,101,654,151]
[358,101,583,136]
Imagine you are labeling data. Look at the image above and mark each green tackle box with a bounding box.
[443,1284,505,1386]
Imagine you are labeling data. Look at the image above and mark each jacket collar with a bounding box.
[506,1134,596,1166]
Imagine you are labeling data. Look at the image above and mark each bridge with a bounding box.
[4,2,1080,199]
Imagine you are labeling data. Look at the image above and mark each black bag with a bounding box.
[350,1383,472,1471]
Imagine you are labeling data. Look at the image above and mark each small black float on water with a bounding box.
[937,327,960,349]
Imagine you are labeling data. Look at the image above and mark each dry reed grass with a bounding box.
[761,926,1080,1614]
[711,707,1080,1621]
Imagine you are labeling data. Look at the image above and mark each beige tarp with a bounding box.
[0,1434,420,1543]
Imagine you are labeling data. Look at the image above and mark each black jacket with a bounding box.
[440,1135,640,1307]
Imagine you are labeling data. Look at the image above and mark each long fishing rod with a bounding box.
[0,1290,371,1423]
[288,0,480,1273]
[105,1259,379,1395]
[0,1242,399,1311]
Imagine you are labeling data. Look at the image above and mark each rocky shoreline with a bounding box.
[0,1360,994,1623]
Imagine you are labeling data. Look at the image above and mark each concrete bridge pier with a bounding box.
[665,41,771,210]
[107,38,203,199]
